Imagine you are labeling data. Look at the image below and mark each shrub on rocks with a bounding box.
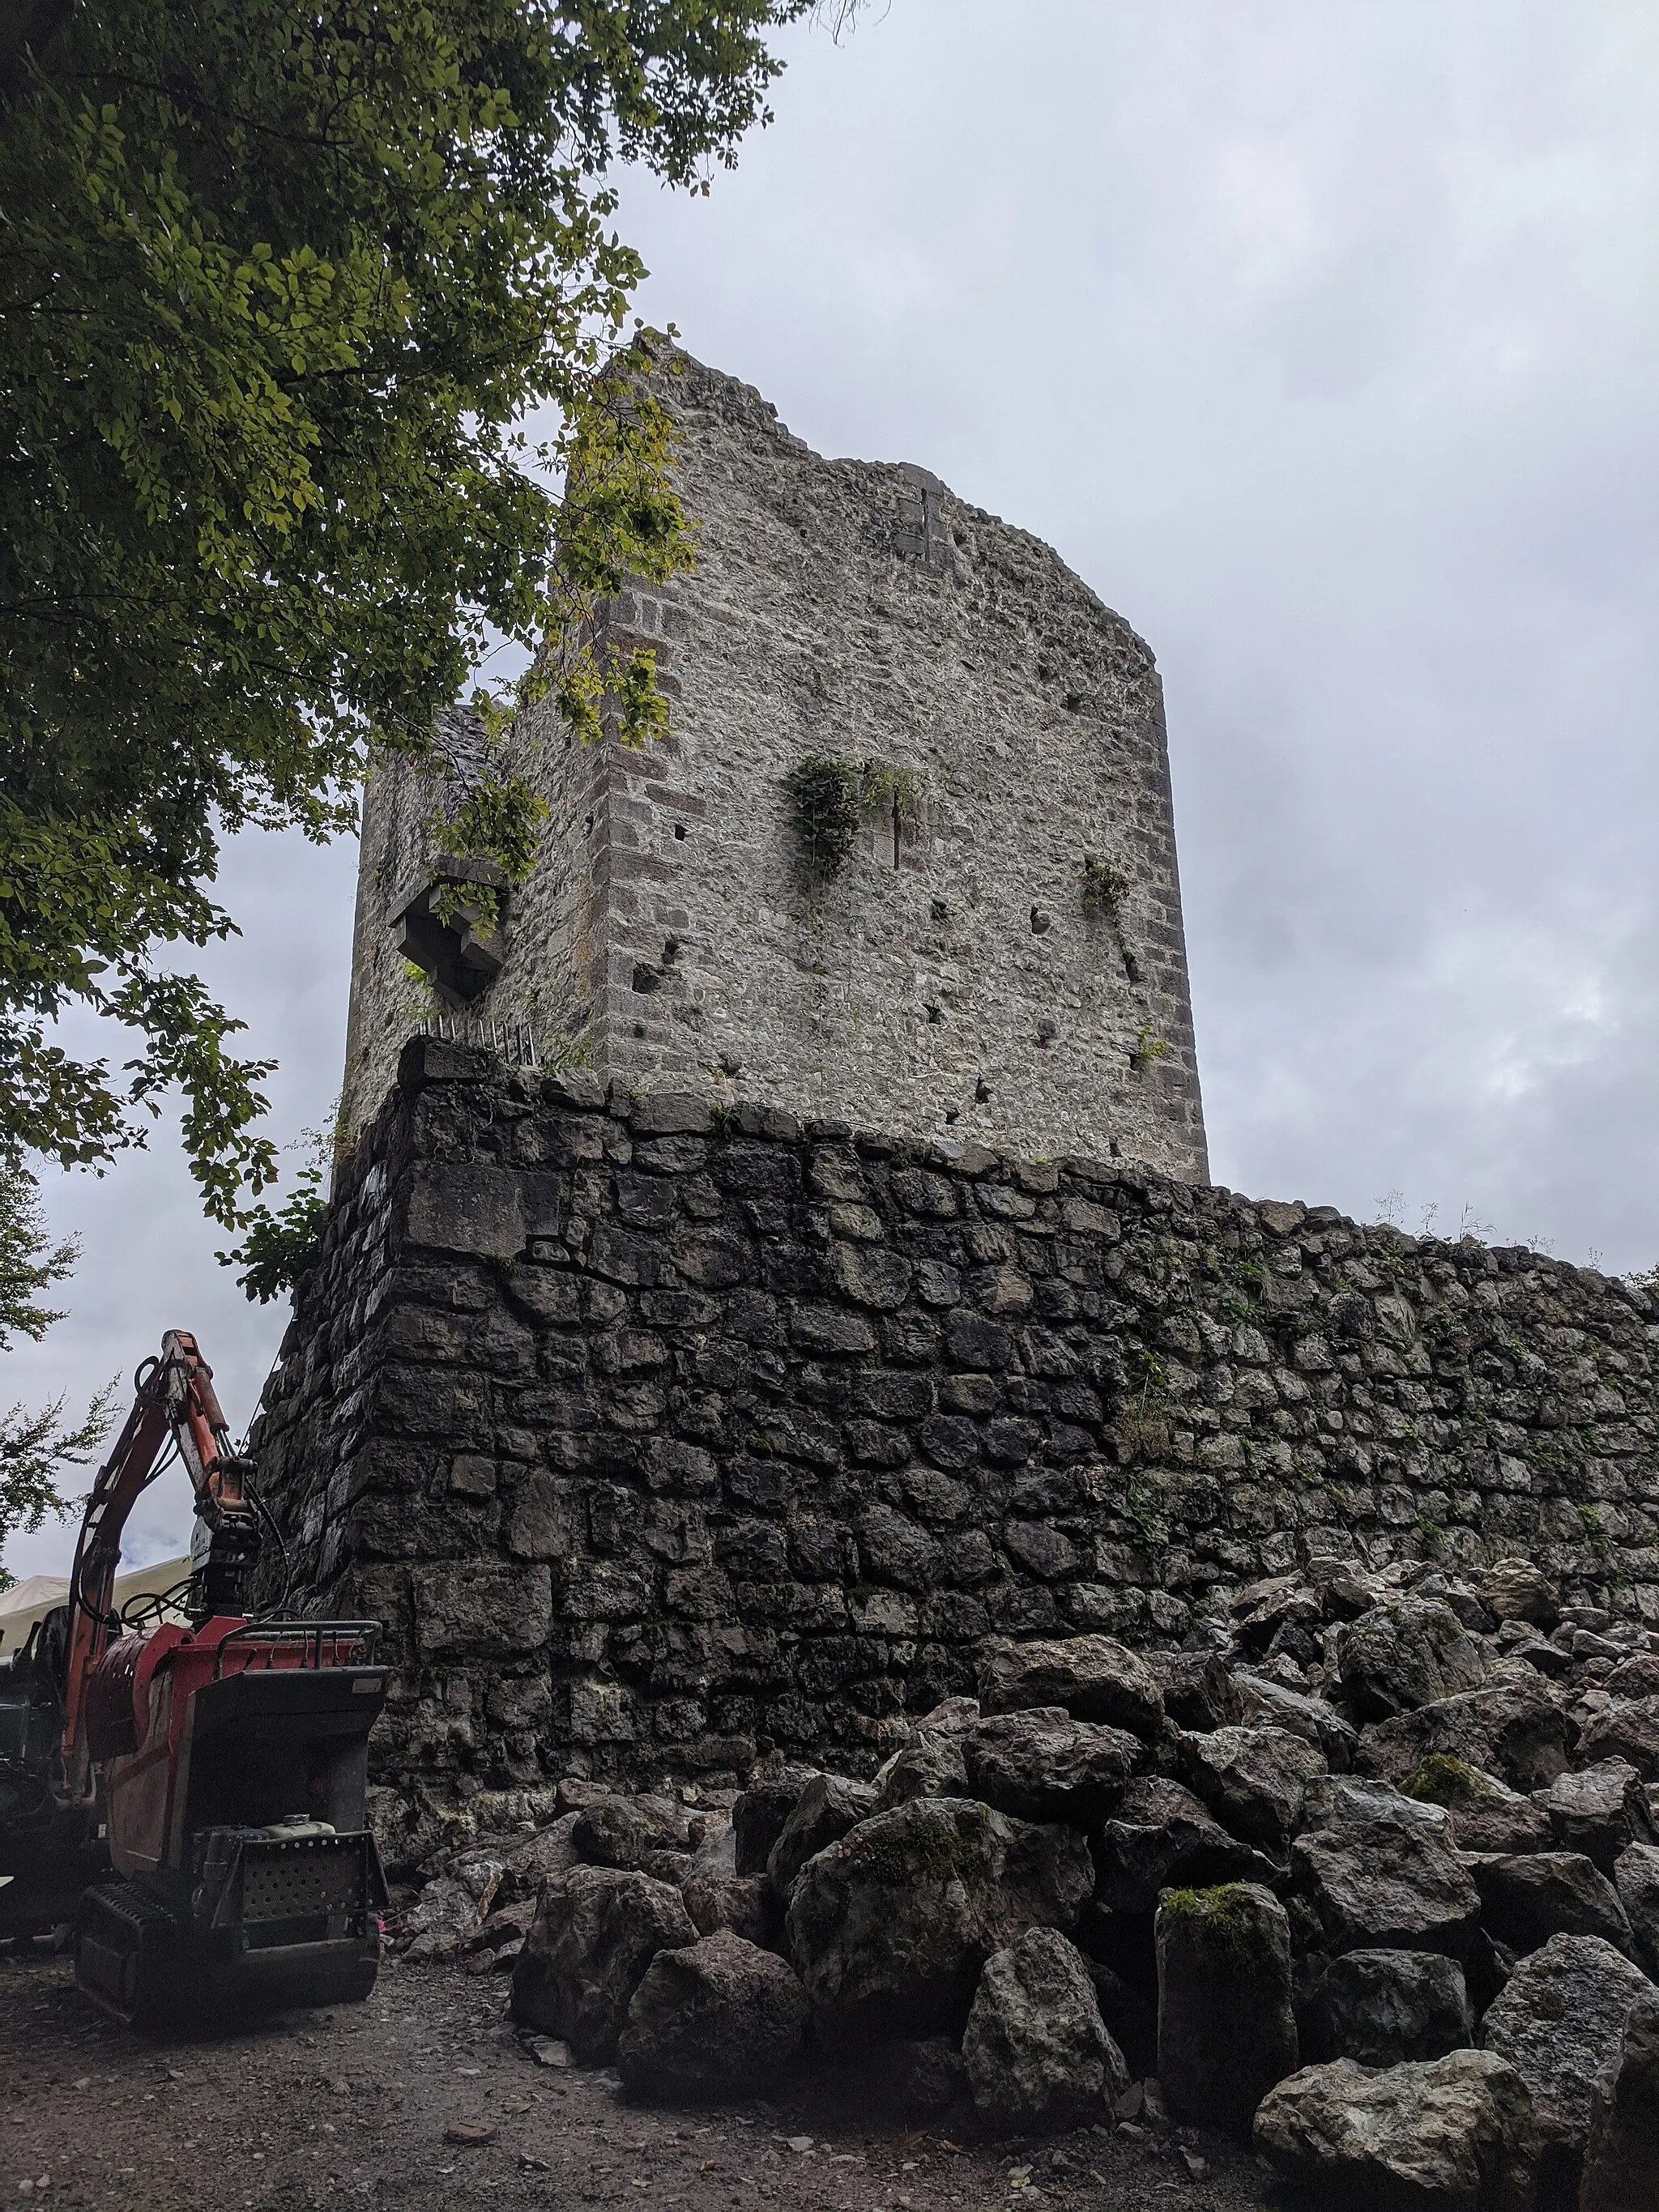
[1154,1882,1298,2136]
[1253,2049,1537,2211]
[957,1708,1139,1827]
[1537,1758,1657,1872]
[962,1926,1128,2133]
[1469,1852,1637,1958]
[510,1866,696,2061]
[766,1774,876,1899]
[1580,1987,1659,2212]
[615,1928,809,2100]
[784,1796,1092,2046]
[1301,1947,1473,2067]
[1479,1933,1653,2203]
[1091,1775,1278,1915]
[1337,1599,1489,1722]
[1171,1724,1328,1852]
[977,1634,1164,1739]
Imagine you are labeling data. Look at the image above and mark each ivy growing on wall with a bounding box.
[787,754,922,876]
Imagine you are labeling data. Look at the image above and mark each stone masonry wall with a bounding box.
[341,354,1206,1183]
[250,1042,1659,1832]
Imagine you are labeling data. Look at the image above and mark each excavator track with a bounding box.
[74,1879,188,2033]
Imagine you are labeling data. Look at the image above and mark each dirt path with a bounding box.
[0,1951,1280,2212]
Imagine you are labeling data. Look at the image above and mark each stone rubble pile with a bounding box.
[390,1551,1659,2209]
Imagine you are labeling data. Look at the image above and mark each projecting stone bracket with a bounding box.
[390,855,507,1009]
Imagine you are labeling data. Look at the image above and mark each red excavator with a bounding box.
[0,1331,386,2028]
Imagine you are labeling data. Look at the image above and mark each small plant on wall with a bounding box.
[788,755,922,876]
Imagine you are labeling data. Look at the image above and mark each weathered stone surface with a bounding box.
[962,1927,1128,2133]
[1479,1558,1560,1627]
[1479,1934,1653,2191]
[1293,1797,1480,1958]
[766,1775,877,1899]
[731,1767,817,1877]
[1469,1852,1637,1956]
[1253,2050,1537,2212]
[573,1796,689,1871]
[784,1796,1092,2044]
[1358,1679,1571,1793]
[977,1636,1164,1740]
[680,1871,780,1950]
[615,1928,809,2099]
[1172,1725,1328,1852]
[1091,1775,1278,1916]
[958,1708,1139,1827]
[1147,1648,1243,1733]
[510,1866,697,2061]
[1337,1600,1489,1723]
[1576,1695,1659,1782]
[1614,1841,1659,1976]
[1401,1754,1552,1855]
[1580,1986,1659,2212]
[872,1731,970,1813]
[1155,1882,1298,2136]
[1303,1947,1473,2069]
[1234,1673,1358,1771]
[1536,1758,1656,1873]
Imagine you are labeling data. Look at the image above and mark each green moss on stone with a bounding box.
[1401,1754,1494,1809]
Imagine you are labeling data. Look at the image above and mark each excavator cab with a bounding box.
[0,1332,388,2030]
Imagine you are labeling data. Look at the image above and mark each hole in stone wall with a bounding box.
[584,814,595,835]
[975,1078,992,1102]
[1030,906,1052,935]
[924,1003,945,1025]
[631,965,660,994]
[944,1108,960,1126]
[633,1021,646,1038]
[673,823,688,840]
[931,898,949,921]
[662,938,680,963]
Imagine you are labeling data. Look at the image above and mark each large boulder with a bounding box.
[1580,1987,1659,2212]
[1154,1882,1298,2136]
[1337,1599,1489,1722]
[572,1795,690,1872]
[872,1730,970,1813]
[785,1796,1092,2045]
[731,1765,818,1875]
[961,1926,1128,2133]
[1302,1947,1473,2068]
[957,1708,1139,1827]
[766,1774,877,1899]
[1091,1775,1279,1914]
[615,1928,809,2099]
[1537,1758,1657,1872]
[1147,1647,1244,1733]
[1614,1841,1659,1976]
[1479,1933,1653,2201]
[1253,2050,1537,2212]
[1235,1673,1358,1771]
[1402,1754,1552,1855]
[977,1634,1164,1739]
[1469,1852,1637,1957]
[1171,1724,1328,1852]
[1576,1696,1659,1783]
[1292,1792,1480,1958]
[1478,1558,1559,1627]
[510,1866,696,2061]
[680,1870,780,1950]
[1358,1678,1570,1792]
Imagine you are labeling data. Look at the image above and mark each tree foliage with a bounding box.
[0,1166,114,1587]
[0,0,831,1234]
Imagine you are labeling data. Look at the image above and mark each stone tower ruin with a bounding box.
[342,355,1207,1183]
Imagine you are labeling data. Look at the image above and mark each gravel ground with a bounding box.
[0,1950,1284,2212]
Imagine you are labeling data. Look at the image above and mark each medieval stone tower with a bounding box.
[341,355,1208,1182]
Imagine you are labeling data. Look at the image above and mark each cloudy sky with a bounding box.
[8,0,1659,1578]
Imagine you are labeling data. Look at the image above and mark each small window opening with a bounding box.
[673,823,688,841]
